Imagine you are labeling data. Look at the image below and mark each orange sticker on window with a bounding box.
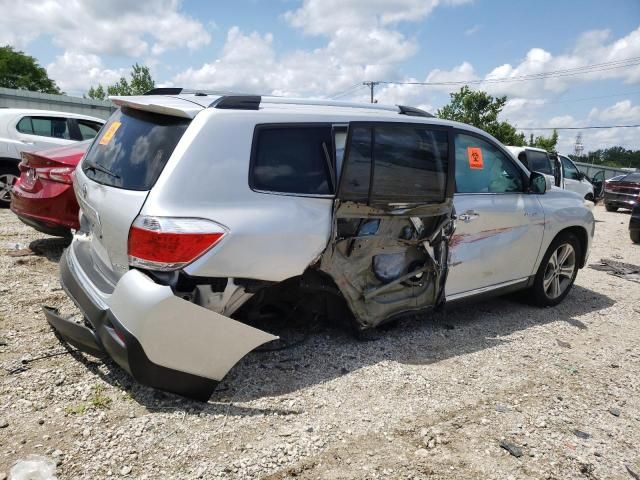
[99,121,121,145]
[467,147,483,169]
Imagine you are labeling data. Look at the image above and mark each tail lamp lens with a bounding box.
[128,216,226,271]
[45,167,75,184]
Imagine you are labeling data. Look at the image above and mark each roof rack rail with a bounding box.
[397,105,435,118]
[144,88,184,95]
[209,95,261,110]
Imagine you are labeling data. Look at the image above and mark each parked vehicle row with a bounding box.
[0,108,104,206]
[29,90,595,400]
[506,146,603,201]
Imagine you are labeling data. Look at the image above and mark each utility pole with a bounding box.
[363,81,379,103]
[574,133,584,160]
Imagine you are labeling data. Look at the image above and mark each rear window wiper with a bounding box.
[83,160,121,180]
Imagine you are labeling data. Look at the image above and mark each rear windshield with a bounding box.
[82,107,189,190]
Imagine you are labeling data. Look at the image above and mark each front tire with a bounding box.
[631,230,640,244]
[605,204,618,212]
[529,233,581,307]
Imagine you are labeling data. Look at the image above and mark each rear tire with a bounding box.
[605,204,618,212]
[0,164,19,208]
[631,230,640,244]
[529,233,581,307]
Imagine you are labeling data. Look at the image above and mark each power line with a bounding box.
[517,124,640,131]
[543,90,640,105]
[371,56,640,88]
[329,83,366,99]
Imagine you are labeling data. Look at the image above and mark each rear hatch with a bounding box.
[74,98,197,280]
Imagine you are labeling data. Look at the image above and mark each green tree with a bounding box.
[528,130,558,151]
[570,147,640,169]
[86,84,105,100]
[87,63,155,99]
[0,45,61,94]
[436,86,526,145]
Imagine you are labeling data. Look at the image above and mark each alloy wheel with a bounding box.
[543,243,576,299]
[0,173,18,205]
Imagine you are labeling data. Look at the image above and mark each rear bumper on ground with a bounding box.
[47,243,277,400]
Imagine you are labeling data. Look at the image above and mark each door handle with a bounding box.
[458,210,480,222]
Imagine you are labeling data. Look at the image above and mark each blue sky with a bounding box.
[1,0,639,152]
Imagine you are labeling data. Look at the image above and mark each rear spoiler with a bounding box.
[109,95,204,119]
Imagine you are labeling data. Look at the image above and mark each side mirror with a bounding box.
[529,171,549,194]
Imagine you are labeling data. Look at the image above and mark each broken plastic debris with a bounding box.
[9,455,58,480]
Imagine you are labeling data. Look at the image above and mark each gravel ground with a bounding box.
[1,205,639,480]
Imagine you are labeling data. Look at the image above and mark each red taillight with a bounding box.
[128,216,226,271]
[40,166,75,184]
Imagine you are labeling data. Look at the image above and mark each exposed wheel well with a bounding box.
[0,157,20,174]
[553,226,589,268]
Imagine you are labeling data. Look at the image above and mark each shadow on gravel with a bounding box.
[218,284,614,403]
[57,283,615,413]
[28,237,70,262]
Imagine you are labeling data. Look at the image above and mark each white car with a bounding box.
[506,146,598,201]
[44,91,594,400]
[0,108,104,206]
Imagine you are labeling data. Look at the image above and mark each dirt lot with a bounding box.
[0,205,639,480]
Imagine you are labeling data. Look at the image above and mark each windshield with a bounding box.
[82,107,190,191]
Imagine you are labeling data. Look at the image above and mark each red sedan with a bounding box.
[604,172,640,212]
[10,141,90,237]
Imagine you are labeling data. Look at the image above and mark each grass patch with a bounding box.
[89,384,112,409]
[64,403,88,415]
[65,385,112,415]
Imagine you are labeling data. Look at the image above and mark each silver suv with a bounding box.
[46,90,594,400]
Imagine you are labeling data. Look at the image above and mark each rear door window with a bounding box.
[82,107,189,191]
[372,125,448,204]
[527,150,553,175]
[77,120,103,140]
[251,125,335,195]
[339,123,449,205]
[16,116,70,139]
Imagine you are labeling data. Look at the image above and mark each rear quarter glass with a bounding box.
[82,107,190,191]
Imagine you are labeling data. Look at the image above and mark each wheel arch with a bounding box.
[553,225,589,269]
[0,157,20,173]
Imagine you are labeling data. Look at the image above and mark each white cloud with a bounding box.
[284,0,447,35]
[0,0,211,58]
[481,27,640,98]
[464,24,481,36]
[46,52,127,95]
[175,0,472,97]
[588,100,640,123]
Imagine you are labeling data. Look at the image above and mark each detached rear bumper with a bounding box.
[48,245,276,400]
